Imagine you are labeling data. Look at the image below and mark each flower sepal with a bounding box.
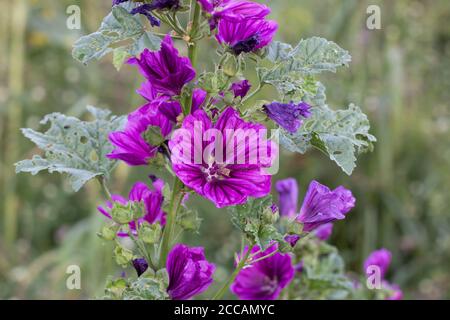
[138,221,162,244]
[111,201,144,225]
[98,223,120,241]
[114,243,134,267]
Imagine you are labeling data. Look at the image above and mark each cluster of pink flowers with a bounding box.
[97,0,398,301]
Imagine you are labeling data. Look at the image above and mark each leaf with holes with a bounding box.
[15,106,126,191]
[72,4,161,65]
[260,37,351,101]
[280,104,376,175]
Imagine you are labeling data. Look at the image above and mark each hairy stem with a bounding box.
[212,244,255,300]
[98,176,112,199]
[159,177,184,267]
[242,83,264,104]
[183,0,202,114]
[159,0,201,268]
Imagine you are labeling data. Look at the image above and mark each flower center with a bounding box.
[260,276,278,295]
[201,161,231,182]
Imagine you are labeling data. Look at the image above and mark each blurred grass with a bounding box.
[0,0,449,299]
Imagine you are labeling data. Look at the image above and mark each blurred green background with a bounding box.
[0,0,449,299]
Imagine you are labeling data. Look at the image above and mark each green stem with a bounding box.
[158,0,200,268]
[159,177,184,267]
[183,0,202,115]
[98,177,112,199]
[129,229,156,271]
[242,83,263,104]
[212,244,255,300]
[249,249,279,264]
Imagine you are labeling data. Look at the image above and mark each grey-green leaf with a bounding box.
[266,41,293,63]
[15,106,126,191]
[72,5,161,65]
[280,104,376,175]
[289,37,352,74]
[260,37,351,101]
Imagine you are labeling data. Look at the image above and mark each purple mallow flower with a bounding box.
[363,249,402,300]
[216,18,278,55]
[231,244,294,300]
[166,244,215,300]
[284,234,300,248]
[314,222,334,241]
[363,248,392,279]
[275,178,298,218]
[97,178,166,236]
[230,79,251,98]
[264,101,311,134]
[129,35,196,96]
[169,107,277,208]
[132,258,149,277]
[198,0,270,29]
[297,180,355,232]
[108,103,173,166]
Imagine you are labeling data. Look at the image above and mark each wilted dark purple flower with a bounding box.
[97,178,166,236]
[107,103,173,166]
[231,244,294,300]
[230,79,251,98]
[264,101,311,133]
[275,178,298,218]
[129,35,196,96]
[216,18,277,55]
[169,107,277,208]
[132,258,149,277]
[166,244,215,300]
[130,0,181,26]
[294,260,304,273]
[314,222,334,241]
[284,234,300,247]
[149,0,180,10]
[112,0,128,6]
[270,203,278,213]
[297,180,355,232]
[130,4,161,27]
[363,248,392,279]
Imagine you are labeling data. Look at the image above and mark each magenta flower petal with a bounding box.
[166,244,215,300]
[108,103,173,166]
[363,248,392,279]
[169,107,276,208]
[198,0,271,30]
[231,244,294,300]
[128,35,195,96]
[314,222,334,241]
[216,18,278,55]
[297,180,355,232]
[97,178,166,236]
[129,180,166,226]
[275,178,298,218]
